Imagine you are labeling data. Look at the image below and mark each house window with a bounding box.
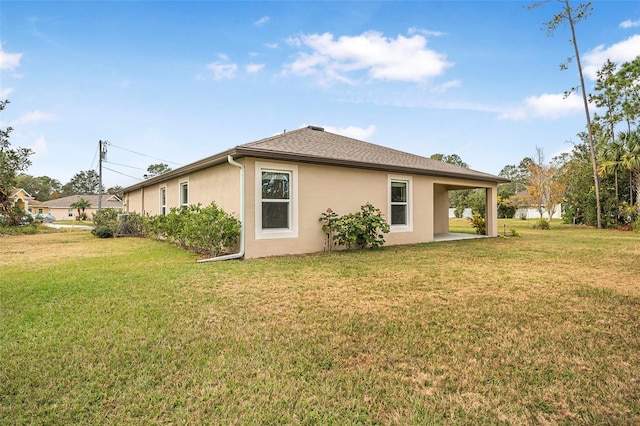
[38,208,43,214]
[160,187,167,215]
[389,176,412,231]
[255,162,298,239]
[68,209,73,217]
[180,181,188,209]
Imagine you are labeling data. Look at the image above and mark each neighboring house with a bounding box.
[7,188,34,212]
[515,205,562,220]
[36,194,123,221]
[27,199,51,215]
[512,191,562,220]
[448,208,473,219]
[122,126,509,259]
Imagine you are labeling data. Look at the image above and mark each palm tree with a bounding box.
[619,130,640,207]
[70,197,91,220]
[598,138,625,201]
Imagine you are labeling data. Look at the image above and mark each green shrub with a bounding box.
[115,213,145,237]
[93,225,114,238]
[145,203,241,257]
[0,206,30,227]
[92,208,119,237]
[468,212,486,235]
[454,205,465,219]
[180,203,241,257]
[320,203,390,249]
[633,215,640,234]
[533,218,550,230]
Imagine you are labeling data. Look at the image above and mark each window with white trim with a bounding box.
[255,162,298,239]
[389,176,412,231]
[180,181,188,209]
[160,187,167,215]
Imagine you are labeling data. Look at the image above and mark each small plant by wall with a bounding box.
[319,203,390,250]
[468,212,486,235]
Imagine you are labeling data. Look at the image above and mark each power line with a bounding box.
[102,166,144,182]
[108,143,183,166]
[90,144,99,170]
[104,160,146,171]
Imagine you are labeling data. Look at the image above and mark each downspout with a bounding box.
[197,155,245,262]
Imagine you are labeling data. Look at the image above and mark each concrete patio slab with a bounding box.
[434,233,489,242]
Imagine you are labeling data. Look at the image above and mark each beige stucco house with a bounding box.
[7,188,34,212]
[122,126,508,260]
[33,194,123,221]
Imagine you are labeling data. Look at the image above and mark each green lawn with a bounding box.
[1,220,639,424]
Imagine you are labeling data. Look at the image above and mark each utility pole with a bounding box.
[98,140,106,210]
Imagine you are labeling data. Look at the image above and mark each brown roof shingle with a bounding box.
[39,194,123,209]
[124,126,507,192]
[236,126,506,181]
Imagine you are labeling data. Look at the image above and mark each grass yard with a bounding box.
[1,220,639,424]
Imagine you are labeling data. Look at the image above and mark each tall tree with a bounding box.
[107,185,124,198]
[617,57,640,133]
[589,59,623,144]
[145,163,172,179]
[0,100,34,217]
[529,0,602,228]
[498,158,533,197]
[619,130,640,207]
[15,174,62,201]
[430,153,469,168]
[62,170,103,195]
[526,148,554,218]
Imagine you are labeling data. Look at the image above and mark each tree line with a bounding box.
[493,54,639,229]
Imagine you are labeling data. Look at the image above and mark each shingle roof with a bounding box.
[39,194,123,209]
[236,126,507,181]
[124,126,507,193]
[8,188,33,198]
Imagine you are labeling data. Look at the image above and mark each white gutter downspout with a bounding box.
[197,155,245,263]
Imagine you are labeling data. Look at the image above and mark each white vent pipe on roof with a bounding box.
[197,155,245,263]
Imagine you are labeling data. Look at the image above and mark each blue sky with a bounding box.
[1,1,640,189]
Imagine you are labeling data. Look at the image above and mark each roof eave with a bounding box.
[235,147,509,183]
[123,145,508,194]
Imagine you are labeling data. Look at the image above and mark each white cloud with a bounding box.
[0,87,14,98]
[246,63,265,73]
[583,34,640,79]
[264,42,279,49]
[255,16,270,27]
[284,30,452,84]
[408,27,445,37]
[499,92,583,121]
[30,136,48,155]
[620,19,640,29]
[0,44,22,70]
[11,110,57,126]
[432,79,461,93]
[321,124,376,140]
[207,62,238,80]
